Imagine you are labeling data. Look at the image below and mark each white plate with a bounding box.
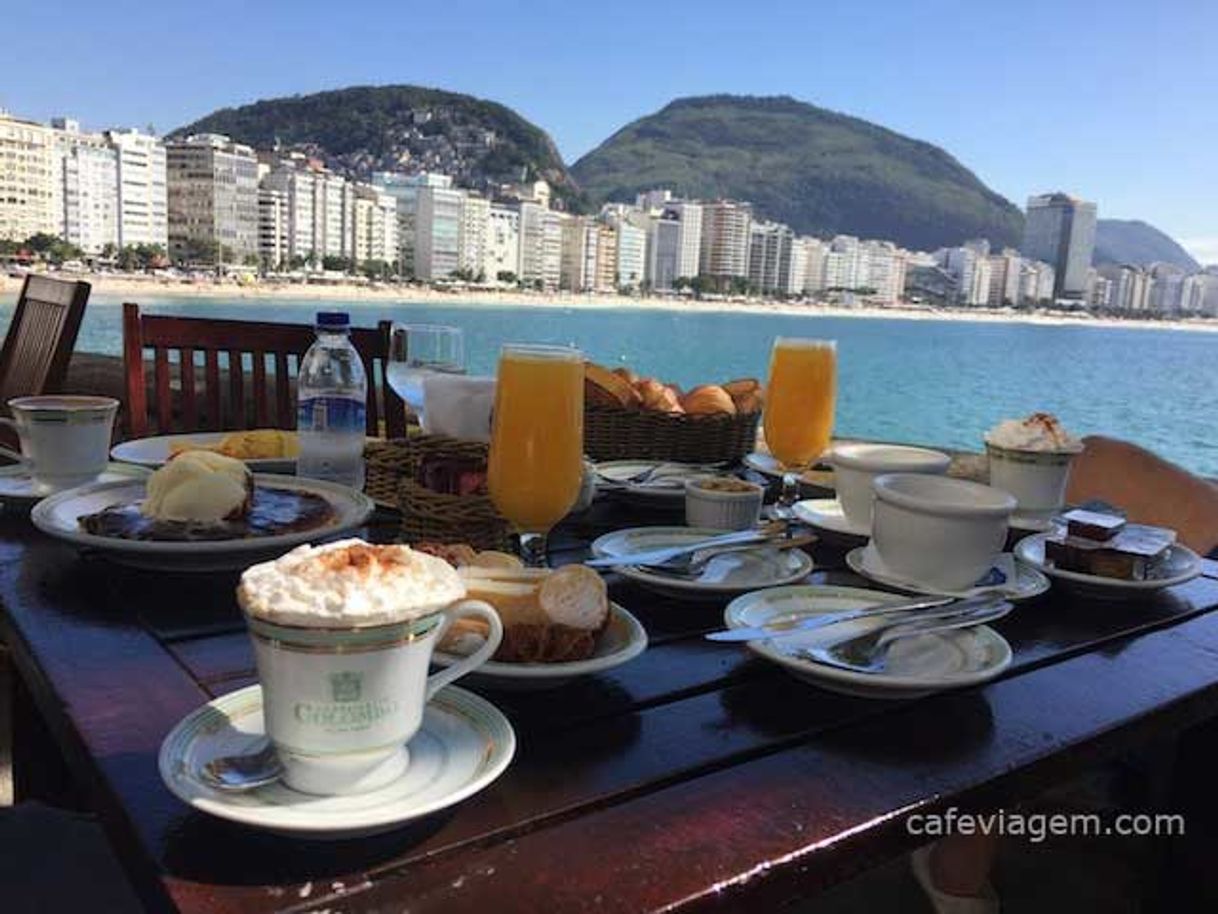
[158,684,514,838]
[590,526,814,599]
[0,462,150,510]
[432,602,648,689]
[1009,513,1055,534]
[594,461,707,501]
[846,544,1050,601]
[30,474,374,571]
[112,432,296,473]
[1014,533,1202,600]
[724,585,1012,699]
[792,498,870,539]
[743,452,827,482]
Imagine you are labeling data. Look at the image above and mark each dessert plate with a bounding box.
[159,684,515,839]
[792,498,869,540]
[1014,533,1202,600]
[594,460,708,501]
[743,452,834,489]
[30,474,374,571]
[590,526,814,599]
[432,602,648,690]
[846,544,1049,602]
[112,432,296,473]
[0,462,149,511]
[1008,513,1056,534]
[724,585,1012,699]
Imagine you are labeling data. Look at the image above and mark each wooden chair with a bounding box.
[121,303,407,440]
[0,275,91,405]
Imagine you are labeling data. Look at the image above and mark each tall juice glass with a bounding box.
[487,344,585,566]
[763,338,837,512]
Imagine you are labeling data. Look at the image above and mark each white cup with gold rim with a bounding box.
[2,395,119,492]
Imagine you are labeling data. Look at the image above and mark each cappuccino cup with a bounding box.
[1,396,118,492]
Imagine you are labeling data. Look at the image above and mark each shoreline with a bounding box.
[5,273,1217,334]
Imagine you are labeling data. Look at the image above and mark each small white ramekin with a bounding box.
[684,478,765,531]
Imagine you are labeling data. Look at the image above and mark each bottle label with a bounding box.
[298,397,366,434]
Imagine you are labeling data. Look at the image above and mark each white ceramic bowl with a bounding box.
[684,478,764,531]
[986,443,1081,520]
[871,473,1016,592]
[829,443,952,527]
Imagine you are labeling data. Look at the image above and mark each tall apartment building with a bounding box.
[482,205,520,282]
[747,221,794,294]
[49,119,118,254]
[824,235,864,290]
[1021,192,1097,300]
[646,215,682,291]
[594,223,618,292]
[1019,260,1056,303]
[166,134,259,263]
[698,200,751,281]
[259,160,316,264]
[257,184,288,267]
[414,184,464,280]
[372,171,452,276]
[459,194,490,277]
[662,201,703,279]
[615,220,646,290]
[352,184,398,266]
[801,238,829,293]
[0,112,56,242]
[518,202,563,290]
[105,129,167,248]
[560,217,599,292]
[862,241,907,304]
[313,172,355,261]
[986,250,1023,306]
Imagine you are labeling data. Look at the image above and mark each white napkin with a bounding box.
[422,375,496,441]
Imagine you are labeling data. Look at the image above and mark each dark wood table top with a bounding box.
[4,499,1218,914]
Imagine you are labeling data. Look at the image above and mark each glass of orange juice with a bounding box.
[488,343,585,566]
[763,337,837,513]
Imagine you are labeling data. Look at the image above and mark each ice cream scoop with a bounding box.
[142,451,253,523]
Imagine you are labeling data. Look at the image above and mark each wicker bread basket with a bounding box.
[365,437,511,551]
[584,405,762,464]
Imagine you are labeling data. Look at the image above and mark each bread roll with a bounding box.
[538,565,609,631]
[722,378,760,399]
[681,384,737,416]
[612,366,638,386]
[585,362,641,409]
[467,550,524,569]
[636,378,684,413]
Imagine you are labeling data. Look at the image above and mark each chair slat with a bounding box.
[252,353,268,427]
[275,353,292,429]
[227,350,245,429]
[180,348,197,430]
[153,348,172,434]
[204,351,221,430]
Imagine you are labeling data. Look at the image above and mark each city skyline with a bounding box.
[3,0,1216,263]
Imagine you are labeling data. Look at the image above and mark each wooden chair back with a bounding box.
[122,303,406,440]
[0,275,91,405]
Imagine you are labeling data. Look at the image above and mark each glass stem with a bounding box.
[778,471,801,536]
[519,532,549,568]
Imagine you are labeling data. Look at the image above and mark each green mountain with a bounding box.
[571,95,1024,251]
[172,85,582,207]
[1093,219,1199,271]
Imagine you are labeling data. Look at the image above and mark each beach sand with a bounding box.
[5,273,1216,334]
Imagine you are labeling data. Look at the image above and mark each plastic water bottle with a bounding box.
[296,312,367,490]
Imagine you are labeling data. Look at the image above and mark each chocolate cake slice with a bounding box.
[1044,522,1176,581]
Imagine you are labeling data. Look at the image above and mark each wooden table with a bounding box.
[3,499,1218,913]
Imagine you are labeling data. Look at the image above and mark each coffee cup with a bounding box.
[239,542,504,796]
[1,396,119,492]
[871,473,1015,592]
[985,442,1082,521]
[828,443,951,528]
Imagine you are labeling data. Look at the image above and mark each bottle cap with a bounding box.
[316,311,350,329]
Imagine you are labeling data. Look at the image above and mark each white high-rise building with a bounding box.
[518,202,564,290]
[986,250,1023,306]
[560,216,599,292]
[801,238,829,293]
[166,133,259,263]
[105,128,167,249]
[312,172,355,261]
[1019,260,1056,304]
[260,160,316,264]
[257,185,288,268]
[663,201,703,280]
[747,221,794,294]
[352,183,398,267]
[414,184,464,280]
[0,112,56,242]
[49,120,118,255]
[459,193,490,278]
[646,214,681,291]
[1021,192,1097,299]
[372,171,452,277]
[862,241,907,304]
[483,205,520,283]
[699,200,752,281]
[615,220,647,291]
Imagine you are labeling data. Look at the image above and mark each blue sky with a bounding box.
[5,0,1216,262]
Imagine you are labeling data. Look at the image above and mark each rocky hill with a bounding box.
[1093,219,1199,271]
[172,85,582,208]
[571,95,1024,251]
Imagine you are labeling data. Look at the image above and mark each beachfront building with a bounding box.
[459,193,490,278]
[49,119,119,255]
[560,216,599,292]
[105,128,167,249]
[747,221,794,295]
[352,183,398,267]
[483,204,520,283]
[372,171,452,278]
[257,184,288,268]
[1021,191,1097,300]
[646,214,681,291]
[1020,260,1056,304]
[800,238,829,294]
[862,241,907,304]
[986,249,1024,307]
[615,219,646,290]
[518,201,563,290]
[940,244,991,305]
[699,199,752,283]
[259,158,317,265]
[166,133,259,264]
[414,184,464,280]
[0,112,57,243]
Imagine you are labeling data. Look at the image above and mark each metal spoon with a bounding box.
[200,741,283,792]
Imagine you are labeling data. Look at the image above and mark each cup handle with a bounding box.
[0,418,25,465]
[426,599,503,700]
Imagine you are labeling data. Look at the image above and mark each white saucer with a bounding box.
[594,460,708,501]
[112,432,296,472]
[1014,533,1202,601]
[743,452,832,487]
[432,602,648,690]
[724,585,1012,699]
[158,684,515,839]
[591,526,815,599]
[792,498,870,539]
[0,462,150,510]
[846,544,1049,601]
[1009,513,1055,533]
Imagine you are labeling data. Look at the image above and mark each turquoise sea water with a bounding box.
[3,294,1216,475]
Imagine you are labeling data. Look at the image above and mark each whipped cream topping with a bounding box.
[238,539,467,627]
[142,451,252,523]
[985,412,1081,453]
